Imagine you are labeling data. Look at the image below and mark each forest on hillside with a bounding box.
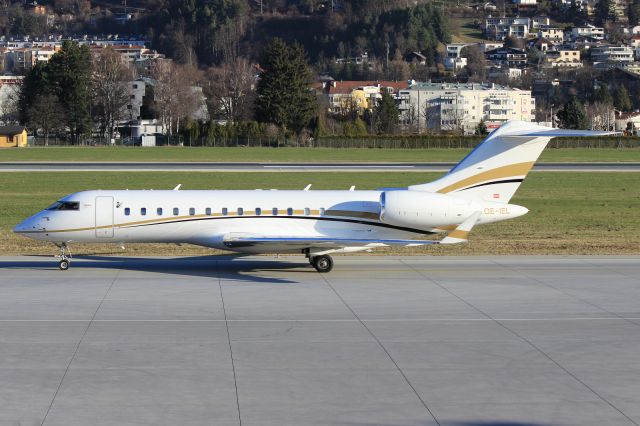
[2,0,449,73]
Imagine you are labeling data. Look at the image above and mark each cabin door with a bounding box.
[95,196,114,238]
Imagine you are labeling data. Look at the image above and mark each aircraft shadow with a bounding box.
[0,254,314,284]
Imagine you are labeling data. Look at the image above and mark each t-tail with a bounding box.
[409,121,618,203]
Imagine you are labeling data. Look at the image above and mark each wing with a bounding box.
[223,234,440,250]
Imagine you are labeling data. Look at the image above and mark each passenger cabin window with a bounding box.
[205,208,212,216]
[222,208,228,216]
[173,208,179,216]
[189,208,195,216]
[237,208,244,216]
[141,208,146,216]
[287,208,293,216]
[46,201,80,211]
[255,208,261,216]
[157,208,163,216]
[272,208,278,216]
[124,208,130,216]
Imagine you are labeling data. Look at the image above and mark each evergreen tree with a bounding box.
[613,85,632,111]
[47,41,92,143]
[474,120,488,136]
[594,0,615,25]
[592,84,612,105]
[557,97,589,129]
[255,38,317,133]
[372,91,399,134]
[629,0,640,25]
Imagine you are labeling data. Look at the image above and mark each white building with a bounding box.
[591,45,634,63]
[444,43,472,70]
[571,25,605,40]
[485,17,531,40]
[396,82,535,134]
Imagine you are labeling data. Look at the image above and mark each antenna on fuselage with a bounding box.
[173,184,181,191]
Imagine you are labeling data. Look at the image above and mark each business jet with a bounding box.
[13,121,615,272]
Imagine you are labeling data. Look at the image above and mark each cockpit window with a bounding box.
[46,201,80,211]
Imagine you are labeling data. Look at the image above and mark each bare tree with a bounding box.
[28,94,66,146]
[92,48,132,144]
[586,102,614,131]
[0,84,21,125]
[204,57,255,123]
[151,61,201,139]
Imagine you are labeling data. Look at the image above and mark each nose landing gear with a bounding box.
[55,243,72,270]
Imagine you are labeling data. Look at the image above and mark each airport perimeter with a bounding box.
[2,255,639,426]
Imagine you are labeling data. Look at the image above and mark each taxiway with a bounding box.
[1,255,639,425]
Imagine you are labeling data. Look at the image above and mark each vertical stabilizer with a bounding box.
[409,121,617,203]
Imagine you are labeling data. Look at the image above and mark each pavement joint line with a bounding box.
[491,258,640,329]
[319,271,441,426]
[401,259,640,426]
[580,257,640,283]
[217,260,242,426]
[40,264,122,426]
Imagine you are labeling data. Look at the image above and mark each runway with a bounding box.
[1,255,639,426]
[1,161,640,172]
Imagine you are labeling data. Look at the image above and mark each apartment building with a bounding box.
[537,26,565,42]
[396,82,535,134]
[485,17,531,40]
[544,49,582,67]
[591,45,634,63]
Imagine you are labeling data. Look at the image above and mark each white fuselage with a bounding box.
[13,189,527,254]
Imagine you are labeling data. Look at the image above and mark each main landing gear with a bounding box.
[55,243,72,270]
[309,254,333,273]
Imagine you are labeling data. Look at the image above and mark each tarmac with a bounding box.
[1,255,639,426]
[1,161,640,172]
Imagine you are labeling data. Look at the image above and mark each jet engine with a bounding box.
[379,190,482,230]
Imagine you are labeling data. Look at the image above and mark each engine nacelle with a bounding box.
[380,190,482,230]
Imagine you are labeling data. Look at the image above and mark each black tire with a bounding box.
[312,255,333,273]
[59,259,69,270]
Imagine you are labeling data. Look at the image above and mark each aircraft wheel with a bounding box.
[312,255,333,273]
[59,259,69,271]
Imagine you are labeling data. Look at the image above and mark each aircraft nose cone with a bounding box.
[13,220,29,234]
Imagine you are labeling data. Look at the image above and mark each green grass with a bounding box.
[1,146,640,162]
[2,172,638,256]
[449,17,486,43]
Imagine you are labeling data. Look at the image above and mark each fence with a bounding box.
[29,135,640,149]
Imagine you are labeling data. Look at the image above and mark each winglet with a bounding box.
[440,211,482,244]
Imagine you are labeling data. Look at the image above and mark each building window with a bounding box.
[255,208,261,215]
[222,208,228,216]
[157,207,163,216]
[141,208,146,216]
[237,208,244,216]
[319,208,325,216]
[173,208,179,216]
[272,208,278,215]
[133,84,138,89]
[304,208,310,216]
[205,208,212,215]
[189,208,195,216]
[124,208,130,216]
[287,208,293,216]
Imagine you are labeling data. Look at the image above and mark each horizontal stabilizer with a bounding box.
[440,211,481,245]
